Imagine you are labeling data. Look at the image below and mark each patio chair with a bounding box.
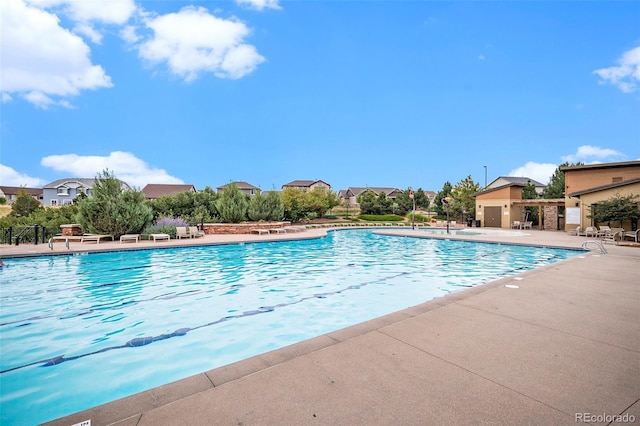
[522,221,533,230]
[584,226,598,237]
[511,221,521,229]
[176,226,190,239]
[188,226,204,238]
[602,228,624,245]
[623,229,639,243]
[567,226,582,236]
[598,225,611,237]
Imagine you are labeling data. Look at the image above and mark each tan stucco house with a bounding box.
[562,161,640,232]
[281,180,331,192]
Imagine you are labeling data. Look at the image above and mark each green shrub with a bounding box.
[358,214,405,222]
[407,213,430,223]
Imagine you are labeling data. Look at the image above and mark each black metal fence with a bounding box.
[1,226,58,246]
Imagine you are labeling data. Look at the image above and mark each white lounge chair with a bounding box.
[188,226,204,238]
[584,226,598,237]
[623,229,639,243]
[119,234,140,243]
[602,228,624,245]
[176,226,190,239]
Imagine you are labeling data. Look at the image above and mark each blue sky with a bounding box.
[1,0,639,193]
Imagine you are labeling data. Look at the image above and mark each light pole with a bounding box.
[409,190,415,229]
[484,165,487,188]
[442,196,451,234]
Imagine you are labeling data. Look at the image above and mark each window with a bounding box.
[57,187,69,195]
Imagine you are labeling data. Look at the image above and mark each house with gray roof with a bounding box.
[42,178,130,206]
[341,187,402,208]
[217,181,261,196]
[486,176,545,196]
[281,180,331,192]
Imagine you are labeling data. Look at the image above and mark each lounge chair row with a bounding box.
[251,226,307,235]
[571,226,639,244]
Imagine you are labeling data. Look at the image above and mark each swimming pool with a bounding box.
[0,230,581,425]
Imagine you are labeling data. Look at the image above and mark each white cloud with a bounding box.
[0,164,46,187]
[0,0,113,107]
[561,145,624,163]
[235,0,281,11]
[27,0,136,25]
[138,6,265,81]
[74,23,103,44]
[593,46,640,93]
[478,54,486,61]
[120,25,141,44]
[40,151,184,188]
[508,162,558,185]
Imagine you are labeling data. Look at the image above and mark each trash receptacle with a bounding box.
[466,218,473,227]
[475,220,481,227]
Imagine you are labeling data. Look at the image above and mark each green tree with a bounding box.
[543,163,567,199]
[281,188,310,222]
[414,188,429,210]
[451,176,481,220]
[543,162,584,199]
[521,180,539,224]
[434,181,453,216]
[264,190,285,221]
[248,191,270,221]
[216,183,249,223]
[357,189,378,215]
[589,193,640,227]
[10,189,42,218]
[376,192,393,215]
[77,170,153,237]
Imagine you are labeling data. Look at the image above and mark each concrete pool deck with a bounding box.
[3,228,638,425]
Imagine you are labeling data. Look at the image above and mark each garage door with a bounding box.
[485,206,502,228]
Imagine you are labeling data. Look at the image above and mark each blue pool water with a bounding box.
[0,230,581,425]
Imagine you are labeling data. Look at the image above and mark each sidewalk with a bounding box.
[10,228,638,426]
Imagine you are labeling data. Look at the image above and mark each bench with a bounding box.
[268,228,286,234]
[120,234,140,243]
[251,229,270,235]
[150,233,170,242]
[81,234,114,244]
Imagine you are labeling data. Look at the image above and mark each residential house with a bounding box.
[42,178,130,206]
[217,181,261,196]
[486,176,545,196]
[281,180,331,192]
[0,186,43,205]
[341,187,402,208]
[562,161,640,232]
[142,184,196,200]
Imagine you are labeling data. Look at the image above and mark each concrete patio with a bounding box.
[3,228,638,425]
